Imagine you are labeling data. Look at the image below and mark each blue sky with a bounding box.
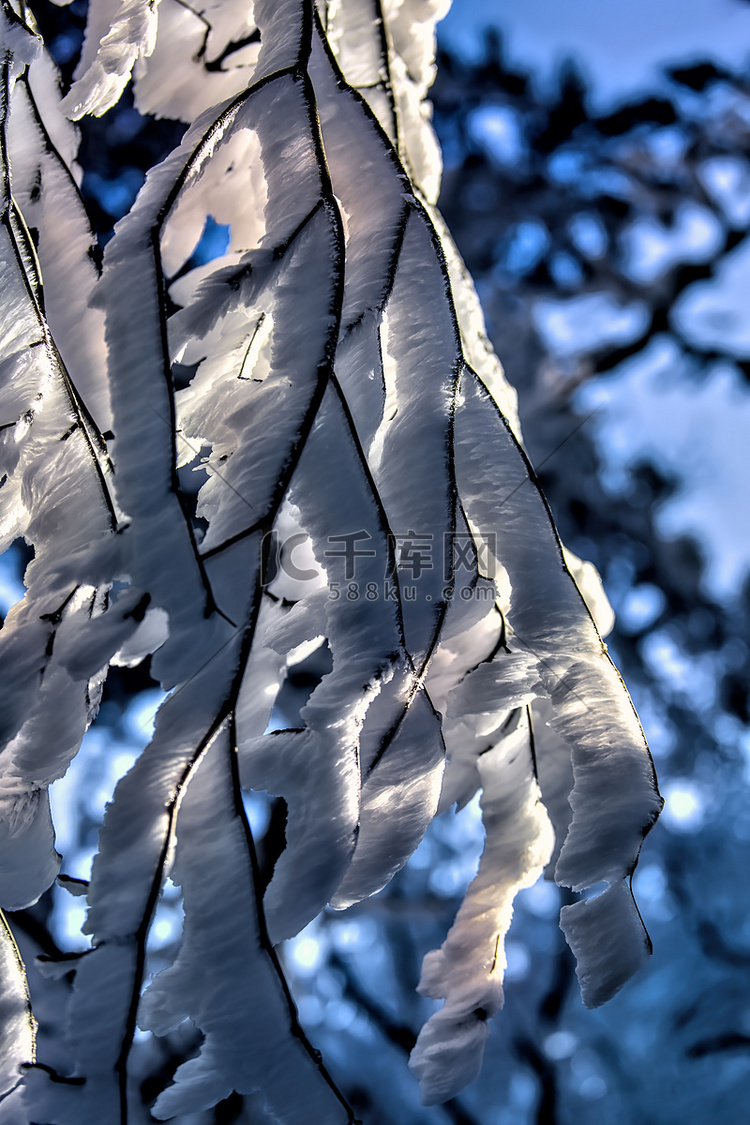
[442,0,750,110]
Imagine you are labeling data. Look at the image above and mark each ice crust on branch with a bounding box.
[0,7,132,916]
[61,0,161,119]
[0,909,35,1111]
[0,0,662,1116]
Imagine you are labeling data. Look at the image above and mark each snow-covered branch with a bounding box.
[0,1,661,1118]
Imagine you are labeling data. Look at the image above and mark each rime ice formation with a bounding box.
[0,1,661,1117]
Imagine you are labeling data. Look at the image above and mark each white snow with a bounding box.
[672,236,750,356]
[661,780,706,831]
[577,336,750,600]
[533,292,649,358]
[467,103,524,166]
[699,155,750,229]
[617,584,666,634]
[619,202,723,286]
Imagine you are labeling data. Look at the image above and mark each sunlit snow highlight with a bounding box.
[467,104,524,166]
[661,781,706,832]
[150,911,182,946]
[288,929,326,975]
